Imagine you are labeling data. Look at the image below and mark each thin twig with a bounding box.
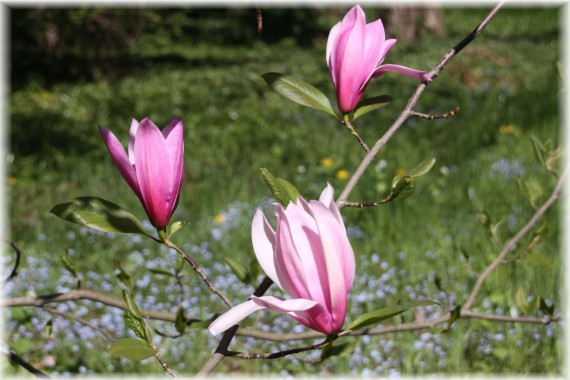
[342,117,369,152]
[339,199,391,208]
[160,237,233,309]
[1,239,22,287]
[154,351,178,378]
[462,165,568,311]
[410,106,460,120]
[42,307,115,342]
[1,289,176,322]
[0,347,50,378]
[229,336,334,360]
[336,2,505,206]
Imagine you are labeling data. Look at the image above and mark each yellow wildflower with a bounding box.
[336,169,350,181]
[214,214,225,224]
[8,177,16,186]
[320,158,334,167]
[499,124,521,137]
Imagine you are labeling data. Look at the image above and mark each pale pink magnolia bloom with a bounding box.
[327,5,431,114]
[99,117,184,230]
[208,184,355,336]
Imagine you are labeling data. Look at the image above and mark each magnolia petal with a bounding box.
[207,300,265,336]
[308,201,354,329]
[251,209,282,288]
[372,64,432,82]
[99,126,141,199]
[318,183,345,231]
[163,118,184,215]
[274,205,311,299]
[128,119,139,166]
[359,18,386,87]
[250,295,319,313]
[134,118,174,229]
[281,200,330,307]
[326,21,342,78]
[333,5,367,113]
[380,38,398,60]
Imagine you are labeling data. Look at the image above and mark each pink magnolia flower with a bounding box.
[327,5,431,114]
[208,184,355,336]
[99,117,184,230]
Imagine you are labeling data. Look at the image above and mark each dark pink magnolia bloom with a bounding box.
[99,117,184,230]
[327,5,431,114]
[208,184,355,336]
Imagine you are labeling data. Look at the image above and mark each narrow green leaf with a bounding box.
[260,168,302,206]
[44,319,53,339]
[225,257,250,284]
[353,95,393,120]
[261,72,337,117]
[175,307,186,335]
[525,253,554,269]
[60,252,77,277]
[123,289,142,320]
[530,135,546,165]
[405,156,436,178]
[109,338,156,361]
[169,220,189,238]
[344,300,438,332]
[50,197,151,237]
[389,176,416,201]
[149,268,175,277]
[124,310,146,341]
[515,286,528,314]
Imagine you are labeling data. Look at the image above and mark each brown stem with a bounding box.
[410,106,460,120]
[462,165,568,311]
[160,237,233,309]
[336,2,505,206]
[342,117,369,152]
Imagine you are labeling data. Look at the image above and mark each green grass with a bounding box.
[4,6,562,376]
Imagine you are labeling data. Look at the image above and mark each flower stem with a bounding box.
[342,115,369,152]
[159,235,233,309]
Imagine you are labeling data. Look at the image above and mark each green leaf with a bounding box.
[149,268,175,277]
[261,72,337,117]
[175,307,186,335]
[124,310,146,341]
[225,257,250,284]
[123,289,142,320]
[50,197,151,237]
[515,286,528,314]
[353,95,393,120]
[389,176,416,201]
[344,300,438,332]
[109,338,156,361]
[169,220,189,238]
[44,319,53,339]
[525,253,554,269]
[60,252,77,277]
[530,135,546,165]
[260,168,302,206]
[405,156,436,178]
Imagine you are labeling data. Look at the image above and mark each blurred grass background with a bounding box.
[4,5,563,376]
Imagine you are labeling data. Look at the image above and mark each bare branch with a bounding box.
[0,347,50,378]
[336,2,505,206]
[342,117,369,152]
[42,306,115,342]
[410,106,460,120]
[462,165,568,311]
[159,236,233,309]
[1,239,22,287]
